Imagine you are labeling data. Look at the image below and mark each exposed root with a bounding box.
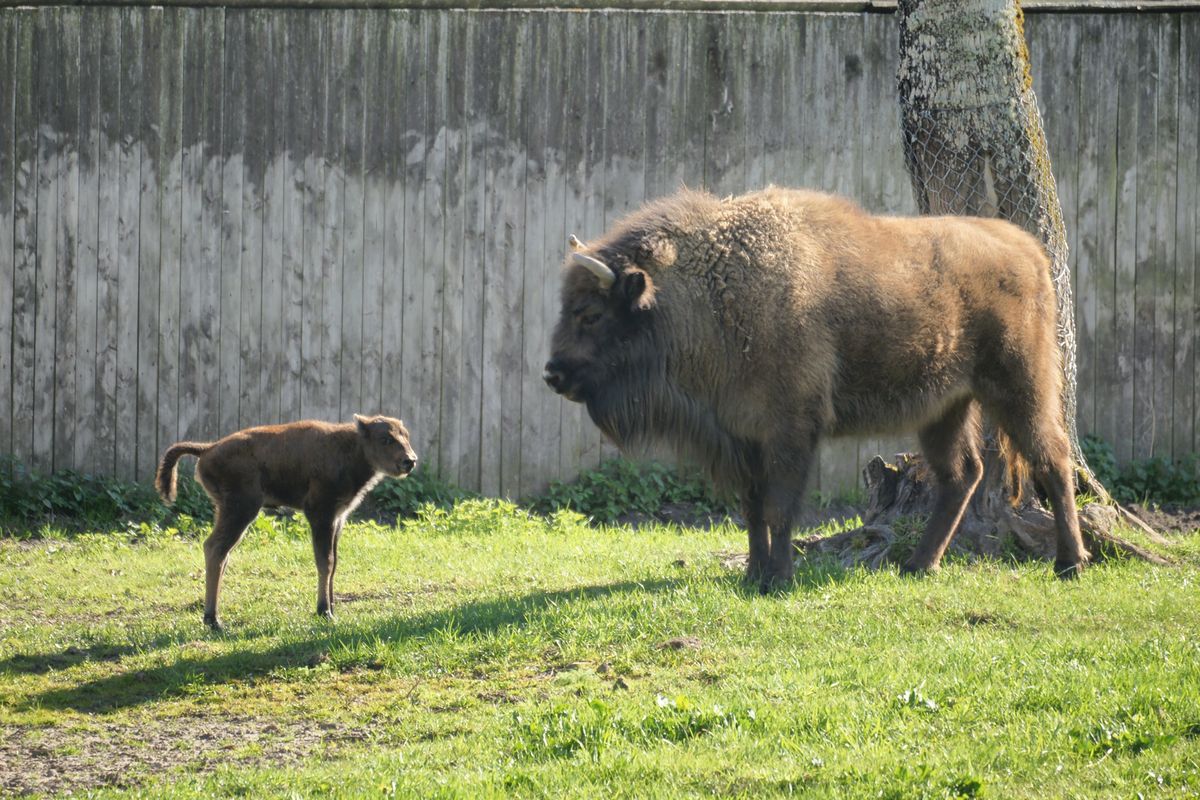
[794,451,1171,570]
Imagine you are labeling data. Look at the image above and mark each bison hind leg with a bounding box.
[985,402,1087,579]
[903,398,984,575]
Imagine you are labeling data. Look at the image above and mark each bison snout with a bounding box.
[543,360,567,393]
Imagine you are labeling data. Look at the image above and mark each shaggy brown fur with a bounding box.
[545,186,1085,590]
[156,415,417,629]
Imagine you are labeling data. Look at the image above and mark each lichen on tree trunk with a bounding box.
[799,0,1164,569]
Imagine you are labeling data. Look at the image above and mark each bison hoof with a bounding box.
[757,573,795,595]
[899,560,939,578]
[203,614,224,632]
[1054,559,1085,580]
[316,607,335,621]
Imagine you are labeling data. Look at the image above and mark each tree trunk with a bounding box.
[801,0,1166,568]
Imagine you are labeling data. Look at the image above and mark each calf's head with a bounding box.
[544,235,661,404]
[355,414,418,477]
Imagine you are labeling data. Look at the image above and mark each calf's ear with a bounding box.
[354,414,372,437]
[619,268,656,311]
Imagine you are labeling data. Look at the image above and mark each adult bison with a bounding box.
[544,186,1086,590]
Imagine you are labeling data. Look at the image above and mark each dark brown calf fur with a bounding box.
[156,415,417,629]
[545,186,1087,590]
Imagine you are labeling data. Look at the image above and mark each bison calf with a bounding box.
[545,186,1087,590]
[156,415,417,629]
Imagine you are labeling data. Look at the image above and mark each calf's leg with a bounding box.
[306,506,341,619]
[203,495,262,630]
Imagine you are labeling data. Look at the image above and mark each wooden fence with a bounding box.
[0,5,1196,496]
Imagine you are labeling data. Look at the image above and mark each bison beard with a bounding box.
[546,186,1089,591]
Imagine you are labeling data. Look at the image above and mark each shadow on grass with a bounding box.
[15,557,865,714]
[18,578,687,713]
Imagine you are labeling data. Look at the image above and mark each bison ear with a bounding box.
[619,268,656,312]
[354,414,372,437]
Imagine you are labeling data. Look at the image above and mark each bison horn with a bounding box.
[571,252,616,289]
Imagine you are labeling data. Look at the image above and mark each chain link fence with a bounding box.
[896,0,1083,466]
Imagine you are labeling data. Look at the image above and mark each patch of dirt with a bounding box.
[1127,504,1200,537]
[656,636,703,651]
[0,714,372,796]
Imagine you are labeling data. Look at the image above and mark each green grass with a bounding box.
[3,500,1200,798]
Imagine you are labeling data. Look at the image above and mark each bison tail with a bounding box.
[155,442,213,503]
[994,429,1030,506]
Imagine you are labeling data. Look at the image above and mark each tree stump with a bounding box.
[798,445,1172,570]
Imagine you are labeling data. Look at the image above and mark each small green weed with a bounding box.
[531,459,734,524]
[512,694,756,761]
[1082,436,1200,506]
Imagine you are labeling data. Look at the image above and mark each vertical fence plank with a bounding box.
[156,7,184,467]
[1152,15,1179,459]
[238,9,269,430]
[359,11,386,420]
[580,11,610,470]
[1177,14,1199,457]
[1131,15,1159,459]
[319,10,345,424]
[701,13,742,197]
[399,11,429,468]
[0,19,15,460]
[421,11,447,473]
[1089,15,1121,454]
[438,9,468,484]
[556,10,588,483]
[1112,14,1139,462]
[10,12,35,467]
[458,9,486,490]
[93,9,121,473]
[258,13,284,426]
[114,8,144,479]
[339,11,367,423]
[135,7,163,478]
[497,13,529,498]
[31,9,60,472]
[518,11,549,497]
[538,10,569,483]
[218,9,246,437]
[1074,13,1101,444]
[178,9,224,442]
[279,11,305,422]
[476,12,504,494]
[298,13,327,421]
[52,11,80,472]
[379,9,410,477]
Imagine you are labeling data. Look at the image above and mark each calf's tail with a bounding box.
[156,442,214,503]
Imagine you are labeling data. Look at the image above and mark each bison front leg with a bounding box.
[759,438,816,592]
[740,482,770,585]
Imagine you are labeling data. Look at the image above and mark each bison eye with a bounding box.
[578,310,602,327]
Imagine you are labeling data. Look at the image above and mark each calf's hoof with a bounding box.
[316,606,335,621]
[203,613,224,632]
[1054,559,1085,580]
